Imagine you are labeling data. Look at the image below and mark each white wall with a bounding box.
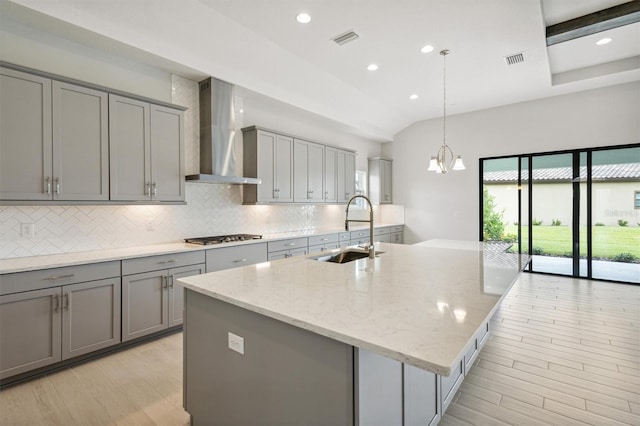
[0,16,171,102]
[384,82,640,244]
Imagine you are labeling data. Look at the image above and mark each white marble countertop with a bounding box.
[178,240,530,375]
[0,223,403,274]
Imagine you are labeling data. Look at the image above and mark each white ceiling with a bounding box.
[3,0,639,142]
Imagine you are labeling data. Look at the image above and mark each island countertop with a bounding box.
[178,240,530,376]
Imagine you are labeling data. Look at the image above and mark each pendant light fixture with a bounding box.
[428,49,465,174]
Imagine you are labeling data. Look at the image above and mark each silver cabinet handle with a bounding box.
[274,188,280,199]
[233,258,248,263]
[44,274,75,281]
[307,189,314,199]
[63,293,69,310]
[162,276,168,289]
[284,242,296,247]
[169,275,174,288]
[53,294,60,312]
[325,191,329,199]
[55,177,60,195]
[145,182,151,196]
[320,238,328,241]
[157,260,176,264]
[152,182,157,197]
[345,192,350,199]
[45,177,51,195]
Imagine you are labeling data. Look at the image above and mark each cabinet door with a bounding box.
[308,142,324,202]
[337,150,356,202]
[344,151,356,201]
[404,364,440,426]
[0,67,52,200]
[324,147,338,202]
[52,81,109,201]
[109,94,151,201]
[122,269,168,341]
[168,264,205,328]
[274,134,294,202]
[150,104,185,201]
[0,288,62,379]
[293,139,310,202]
[356,348,402,426]
[381,159,392,204]
[61,278,121,360]
[256,130,276,202]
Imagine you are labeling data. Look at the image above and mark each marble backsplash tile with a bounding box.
[0,183,402,259]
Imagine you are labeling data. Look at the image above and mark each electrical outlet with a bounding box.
[228,332,244,355]
[146,217,155,231]
[21,223,35,239]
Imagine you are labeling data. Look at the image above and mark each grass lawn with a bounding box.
[503,225,640,260]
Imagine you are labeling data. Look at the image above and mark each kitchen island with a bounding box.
[178,240,530,426]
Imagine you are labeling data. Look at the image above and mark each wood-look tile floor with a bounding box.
[1,274,638,425]
[443,273,640,426]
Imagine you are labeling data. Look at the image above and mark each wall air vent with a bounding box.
[504,52,524,65]
[332,30,359,46]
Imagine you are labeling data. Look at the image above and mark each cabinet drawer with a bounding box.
[1,261,121,296]
[373,227,390,236]
[206,243,268,273]
[267,238,308,253]
[308,243,339,254]
[350,229,369,239]
[308,233,339,246]
[122,251,205,275]
[390,226,403,233]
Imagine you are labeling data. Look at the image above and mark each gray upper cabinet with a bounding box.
[109,95,185,202]
[294,139,324,203]
[0,69,109,201]
[324,146,338,203]
[53,81,109,201]
[0,67,53,201]
[150,104,185,202]
[243,128,294,203]
[337,149,356,203]
[368,158,392,205]
[109,95,151,201]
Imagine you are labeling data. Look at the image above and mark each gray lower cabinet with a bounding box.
[0,262,121,380]
[109,94,185,202]
[404,364,440,426]
[0,287,61,379]
[121,252,205,341]
[267,237,308,260]
[206,243,268,273]
[308,233,340,254]
[356,348,403,425]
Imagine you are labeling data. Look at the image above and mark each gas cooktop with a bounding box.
[184,234,262,245]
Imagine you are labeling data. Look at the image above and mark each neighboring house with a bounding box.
[484,163,640,227]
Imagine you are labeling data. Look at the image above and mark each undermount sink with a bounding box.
[313,249,384,264]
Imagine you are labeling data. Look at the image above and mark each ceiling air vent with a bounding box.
[504,52,524,65]
[332,30,359,46]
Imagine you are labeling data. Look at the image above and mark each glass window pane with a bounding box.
[482,157,520,253]
[591,147,640,283]
[530,153,573,276]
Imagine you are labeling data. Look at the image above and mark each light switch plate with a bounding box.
[228,332,244,355]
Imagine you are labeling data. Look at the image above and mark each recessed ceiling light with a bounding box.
[409,94,419,100]
[420,45,434,53]
[296,12,311,24]
[367,64,379,71]
[596,37,612,46]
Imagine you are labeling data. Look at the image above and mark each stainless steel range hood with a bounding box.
[186,77,261,184]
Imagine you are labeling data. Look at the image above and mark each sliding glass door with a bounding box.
[481,144,639,284]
